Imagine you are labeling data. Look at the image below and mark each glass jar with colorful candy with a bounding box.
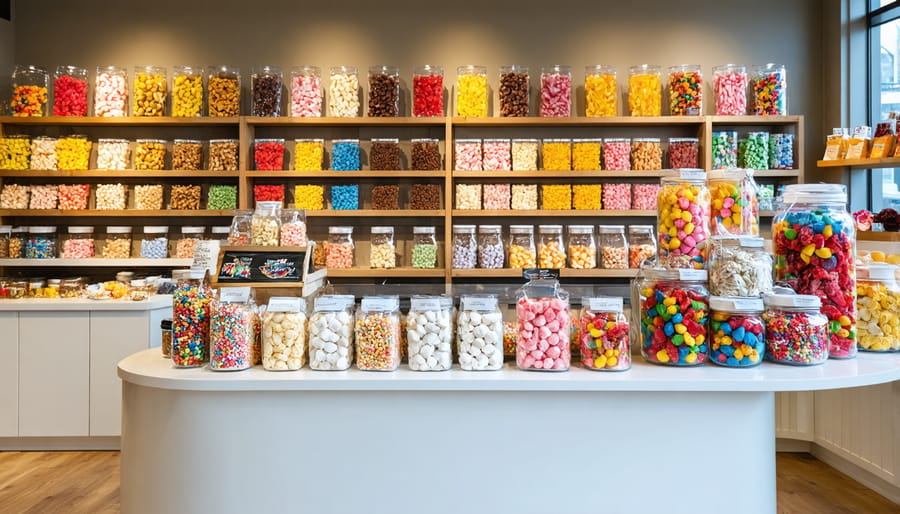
[627,64,661,116]
[667,64,702,116]
[636,268,709,366]
[579,296,630,371]
[209,291,255,371]
[712,64,747,115]
[540,65,571,117]
[709,296,765,367]
[763,293,828,365]
[499,65,529,117]
[413,65,443,117]
[709,170,759,236]
[856,264,900,352]
[11,65,49,116]
[456,65,488,117]
[750,63,787,116]
[53,65,88,116]
[657,171,710,269]
[516,277,571,371]
[772,184,856,358]
[584,65,616,117]
[355,295,401,371]
[26,226,57,259]
[172,269,213,368]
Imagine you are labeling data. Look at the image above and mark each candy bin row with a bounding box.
[251,183,441,211]
[454,182,659,210]
[712,130,795,170]
[251,137,442,171]
[319,225,439,270]
[0,274,162,301]
[0,182,234,211]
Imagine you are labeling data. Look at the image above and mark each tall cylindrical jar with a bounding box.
[309,295,356,370]
[207,66,241,117]
[172,269,213,367]
[628,65,661,116]
[499,65,529,117]
[171,65,204,117]
[53,65,88,116]
[457,294,504,370]
[367,65,400,117]
[657,172,711,269]
[584,65,616,117]
[328,66,360,117]
[750,63,787,115]
[355,296,401,371]
[667,64,702,116]
[11,65,49,116]
[251,66,283,117]
[540,65,571,117]
[290,65,322,117]
[477,225,504,269]
[456,65,488,117]
[637,268,709,366]
[413,65,444,117]
[773,184,856,358]
[713,64,747,116]
[856,263,900,352]
[209,292,254,371]
[94,65,127,117]
[132,66,166,116]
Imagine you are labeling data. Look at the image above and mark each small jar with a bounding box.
[254,138,285,171]
[331,139,360,171]
[251,201,281,246]
[356,296,402,371]
[511,139,539,171]
[132,66,167,116]
[176,226,204,258]
[11,65,49,117]
[251,66,283,117]
[567,225,596,269]
[140,226,169,259]
[53,65,89,116]
[708,236,773,296]
[657,172,711,269]
[477,225,504,269]
[280,209,307,247]
[412,65,444,117]
[764,293,828,365]
[579,296,630,371]
[94,65,127,117]
[228,210,252,246]
[667,137,699,168]
[584,65,617,117]
[290,65,322,117]
[667,64,702,116]
[0,225,10,258]
[709,296,766,367]
[160,319,173,358]
[411,138,442,170]
[627,225,656,268]
[96,138,130,170]
[751,63,787,115]
[407,296,454,371]
[637,268,709,366]
[294,138,324,171]
[328,65,360,118]
[631,138,662,170]
[455,139,482,171]
[628,64,662,116]
[8,227,25,258]
[171,65,204,117]
[712,131,739,169]
[369,226,396,269]
[209,295,254,371]
[713,64,747,116]
[509,225,536,268]
[603,138,631,171]
[367,65,400,117]
[27,280,45,298]
[412,226,438,269]
[207,66,241,117]
[62,226,95,259]
[499,65,529,117]
[456,65,488,117]
[60,278,83,299]
[209,139,239,171]
[8,280,27,299]
[541,138,571,171]
[101,226,132,259]
[538,225,566,268]
[326,226,354,269]
[457,295,504,370]
[856,264,900,352]
[451,225,477,269]
[369,138,400,171]
[26,226,57,259]
[540,65,572,117]
[135,139,166,171]
[598,225,628,269]
[173,139,202,171]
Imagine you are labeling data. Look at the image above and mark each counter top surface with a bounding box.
[0,295,172,311]
[119,349,900,392]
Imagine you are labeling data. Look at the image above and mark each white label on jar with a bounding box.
[678,269,707,281]
[220,287,251,303]
[729,298,764,311]
[679,170,707,180]
[462,296,498,311]
[192,240,220,274]
[791,296,820,308]
[315,295,354,311]
[411,297,442,311]
[267,297,303,312]
[361,297,397,312]
[588,297,623,312]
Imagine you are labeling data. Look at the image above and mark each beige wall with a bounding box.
[13,0,825,173]
[0,4,13,107]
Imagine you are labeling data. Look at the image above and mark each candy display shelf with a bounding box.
[451,268,638,278]
[243,170,445,178]
[243,116,447,127]
[453,170,667,178]
[450,209,654,217]
[0,258,192,267]
[0,116,240,127]
[304,209,445,217]
[451,116,707,127]
[857,231,900,242]
[0,209,233,217]
[1,169,242,178]
[816,156,900,169]
[325,267,446,278]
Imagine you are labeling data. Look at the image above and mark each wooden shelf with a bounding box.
[707,115,803,125]
[219,245,308,252]
[326,267,446,278]
[453,170,665,178]
[752,170,802,178]
[0,209,234,217]
[0,169,241,178]
[244,116,447,126]
[817,157,900,169]
[451,209,654,217]
[858,231,900,242]
[0,258,192,267]
[243,170,445,178]
[761,210,777,217]
[451,268,638,278]
[0,116,240,126]
[305,209,445,217]
[451,116,705,126]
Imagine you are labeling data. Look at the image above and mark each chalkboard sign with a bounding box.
[215,245,311,284]
[522,268,561,280]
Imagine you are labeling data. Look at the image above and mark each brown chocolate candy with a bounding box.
[372,185,400,210]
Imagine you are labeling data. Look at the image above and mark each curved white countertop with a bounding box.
[0,295,172,311]
[119,348,900,393]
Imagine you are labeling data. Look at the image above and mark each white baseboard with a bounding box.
[776,438,812,452]
[811,444,900,505]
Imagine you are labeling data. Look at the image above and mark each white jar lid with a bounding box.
[413,226,435,234]
[0,225,11,234]
[106,226,133,234]
[29,226,56,234]
[67,226,94,234]
[210,226,230,234]
[329,226,353,234]
[144,226,168,234]
[479,225,501,232]
[453,225,476,233]
[764,293,821,309]
[371,226,394,234]
[509,224,533,233]
[181,226,205,234]
[709,296,764,312]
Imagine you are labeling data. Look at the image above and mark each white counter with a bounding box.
[0,295,172,311]
[117,350,900,514]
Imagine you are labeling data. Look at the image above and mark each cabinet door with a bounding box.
[19,312,90,436]
[90,311,151,436]
[0,312,18,436]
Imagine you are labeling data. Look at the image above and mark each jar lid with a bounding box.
[171,270,189,280]
[210,226,230,234]
[371,138,399,143]
[161,319,173,330]
[711,235,765,248]
[332,139,359,144]
[568,225,593,234]
[509,224,533,233]
[644,268,708,281]
[413,226,435,234]
[254,138,284,144]
[628,225,654,233]
[136,138,166,144]
[668,137,699,143]
[106,226,132,234]
[603,138,630,143]
[116,271,134,280]
[483,138,510,144]
[314,294,355,311]
[573,138,602,143]
[67,226,94,234]
[782,184,847,204]
[455,138,482,144]
[294,138,324,143]
[764,292,821,309]
[210,139,239,144]
[543,138,571,144]
[29,226,56,234]
[539,224,563,232]
[0,225,11,234]
[174,139,202,145]
[329,226,353,234]
[371,226,394,234]
[863,263,897,281]
[581,296,623,313]
[598,225,625,233]
[478,225,501,232]
[181,226,204,234]
[511,138,539,143]
[709,296,764,312]
[132,279,146,287]
[98,138,129,144]
[256,201,282,209]
[361,295,400,312]
[632,137,661,143]
[12,226,26,233]
[143,226,168,234]
[453,225,476,233]
[186,269,207,280]
[411,138,439,143]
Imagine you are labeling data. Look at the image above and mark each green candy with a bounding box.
[672,334,684,346]
[784,229,797,239]
[207,185,237,210]
[656,304,667,317]
[829,320,841,333]
[691,300,705,311]
[411,243,437,269]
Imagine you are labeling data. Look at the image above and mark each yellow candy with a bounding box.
[684,352,697,364]
[457,74,488,117]
[509,244,536,268]
[293,185,324,210]
[0,136,31,169]
[713,312,729,321]
[887,254,900,265]
[572,142,601,170]
[683,334,695,346]
[294,140,324,171]
[607,356,618,367]
[674,323,687,334]
[604,349,614,358]
[585,73,617,117]
[656,349,670,363]
[541,184,572,209]
[663,297,677,306]
[628,73,661,116]
[838,315,851,326]
[589,328,602,338]
[695,334,705,345]
[815,248,832,259]
[542,142,572,171]
[733,349,744,360]
[823,225,833,238]
[56,137,92,170]
[133,72,166,117]
[172,73,203,117]
[594,355,608,368]
[572,184,602,209]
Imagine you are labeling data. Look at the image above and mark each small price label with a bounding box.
[588,296,623,312]
[462,295,498,311]
[411,297,442,311]
[679,169,707,180]
[791,295,821,308]
[522,268,560,280]
[191,240,220,274]
[362,296,398,312]
[267,297,303,313]
[729,298,764,311]
[315,295,354,311]
[219,287,251,303]
[679,269,707,281]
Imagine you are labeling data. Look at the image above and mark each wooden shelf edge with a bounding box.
[451,268,639,278]
[451,209,654,217]
[326,268,446,277]
[242,170,445,178]
[858,231,900,242]
[244,116,447,126]
[0,169,241,177]
[0,258,193,266]
[0,209,234,217]
[452,170,665,178]
[0,116,240,126]
[817,157,900,169]
[304,210,445,217]
[451,116,706,126]
[708,115,802,124]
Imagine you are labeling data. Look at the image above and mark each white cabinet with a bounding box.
[0,312,18,436]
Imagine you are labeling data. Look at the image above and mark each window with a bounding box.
[869,0,900,209]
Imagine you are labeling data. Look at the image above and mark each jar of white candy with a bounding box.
[251,200,281,246]
[355,295,401,371]
[407,295,453,371]
[262,297,308,371]
[457,294,504,371]
[309,295,355,370]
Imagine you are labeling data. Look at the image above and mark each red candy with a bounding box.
[413,72,443,117]
[254,140,285,171]
[53,75,88,116]
[254,185,285,204]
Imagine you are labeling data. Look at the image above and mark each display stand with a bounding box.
[211,243,326,300]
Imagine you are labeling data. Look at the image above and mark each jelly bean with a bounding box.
[291,72,323,117]
[53,73,88,116]
[632,139,662,170]
[602,183,631,210]
[540,67,571,117]
[330,185,359,210]
[667,67,702,116]
[603,139,631,171]
[541,185,571,210]
[331,140,360,171]
[658,180,710,269]
[572,184,601,210]
[455,140,482,171]
[254,185,285,204]
[628,69,661,116]
[542,140,571,171]
[633,184,660,210]
[713,66,747,116]
[668,138,699,168]
[710,175,759,236]
[413,69,443,117]
[579,308,630,370]
[639,283,709,365]
[456,68,488,117]
[572,140,601,171]
[516,296,571,371]
[483,184,511,210]
[294,185,324,210]
[511,184,538,210]
[511,140,539,171]
[764,308,828,365]
[207,185,237,210]
[712,131,738,169]
[585,68,616,117]
[751,66,787,116]
[483,140,511,171]
[254,140,285,171]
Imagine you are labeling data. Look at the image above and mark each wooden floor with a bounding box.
[0,451,896,513]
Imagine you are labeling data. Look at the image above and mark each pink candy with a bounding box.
[516,297,571,370]
[603,183,632,210]
[540,73,572,117]
[482,140,511,170]
[455,141,483,171]
[290,75,322,117]
[633,184,660,210]
[94,72,127,117]
[483,184,511,210]
[714,71,748,116]
[63,238,94,259]
[280,222,307,246]
[603,140,631,171]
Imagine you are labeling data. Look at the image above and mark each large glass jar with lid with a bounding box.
[451,225,477,269]
[628,225,656,268]
[11,65,49,116]
[251,201,282,246]
[598,225,628,269]
[172,269,213,367]
[763,293,828,365]
[477,225,504,269]
[657,171,711,270]
[709,296,766,367]
[856,263,900,352]
[567,225,596,269]
[708,235,773,297]
[509,225,536,269]
[636,267,709,366]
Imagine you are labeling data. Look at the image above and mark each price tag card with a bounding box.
[679,269,708,281]
[587,296,624,312]
[267,296,304,312]
[522,268,560,280]
[361,296,399,312]
[219,287,251,303]
[314,295,355,311]
[411,296,442,311]
[462,295,498,311]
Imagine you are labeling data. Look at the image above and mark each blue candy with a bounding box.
[672,313,683,324]
[720,323,732,336]
[744,332,758,346]
[698,344,707,353]
[732,326,746,342]
[332,142,361,171]
[720,345,734,356]
[664,323,675,336]
[726,357,739,366]
[330,185,359,210]
[678,346,690,357]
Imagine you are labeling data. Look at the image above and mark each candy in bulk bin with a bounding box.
[599,225,628,269]
[773,184,856,358]
[456,65,488,117]
[633,183,660,210]
[763,293,828,365]
[456,183,482,210]
[251,184,283,206]
[0,135,30,170]
[209,289,255,371]
[572,184,601,210]
[509,225,536,268]
[413,65,443,117]
[709,170,759,236]
[585,65,617,117]
[667,64,702,116]
[291,138,323,171]
[279,209,306,247]
[141,226,168,258]
[331,139,360,171]
[1,184,28,208]
[176,226,204,259]
[540,65,572,117]
[856,264,900,352]
[172,269,213,367]
[262,297,308,371]
[511,139,539,170]
[309,295,355,370]
[29,185,58,209]
[567,225,596,269]
[579,297,630,371]
[102,226,132,258]
[368,65,400,117]
[457,295,504,370]
[657,171,711,269]
[8,227,25,259]
[516,277,571,371]
[370,138,400,170]
[30,136,57,170]
[711,131,738,169]
[542,139,571,171]
[94,66,127,117]
[751,63,787,116]
[412,226,438,269]
[372,184,399,210]
[173,139,202,171]
[134,184,163,210]
[96,138,129,170]
[503,321,517,356]
[251,66,283,117]
[708,236,773,297]
[483,139,511,171]
[0,225,10,258]
[452,225,477,269]
[632,138,662,170]
[328,65,360,117]
[132,66,166,116]
[53,65,88,116]
[455,139,482,171]
[708,296,766,367]
[254,139,284,171]
[228,211,252,246]
[407,296,453,371]
[356,296,401,371]
[603,138,631,171]
[628,65,661,116]
[667,137,699,169]
[741,132,770,171]
[208,66,241,117]
[511,184,538,210]
[770,133,795,169]
[11,65,48,116]
[294,185,325,210]
[410,183,441,210]
[369,226,396,269]
[290,66,322,117]
[483,184,511,210]
[171,66,204,117]
[637,268,709,366]
[251,201,281,246]
[477,225,504,269]
[713,64,747,115]
[602,183,631,210]
[56,135,91,170]
[411,138,442,170]
[170,185,201,210]
[541,185,571,210]
[572,139,601,171]
[628,225,656,269]
[209,139,239,171]
[538,225,566,268]
[135,139,166,171]
[62,226,94,259]
[499,65,529,117]
[207,185,237,210]
[330,185,359,210]
[326,226,354,269]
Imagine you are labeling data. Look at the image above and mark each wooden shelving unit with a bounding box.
[451,268,638,278]
[0,209,234,217]
[0,258,193,267]
[817,157,900,169]
[451,209,654,217]
[304,209,445,218]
